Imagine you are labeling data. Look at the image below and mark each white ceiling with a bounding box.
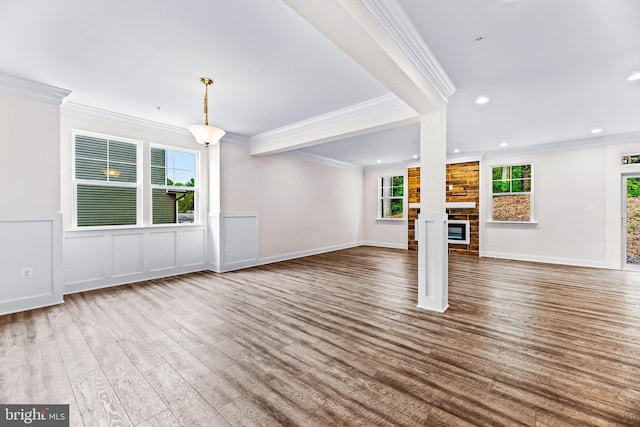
[1,0,639,167]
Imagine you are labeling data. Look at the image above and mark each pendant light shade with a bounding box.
[188,77,225,146]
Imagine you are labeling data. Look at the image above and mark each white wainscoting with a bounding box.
[0,214,64,315]
[213,212,260,272]
[64,225,207,293]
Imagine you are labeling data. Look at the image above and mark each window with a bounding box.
[151,146,198,224]
[74,132,140,227]
[491,164,533,221]
[378,175,404,219]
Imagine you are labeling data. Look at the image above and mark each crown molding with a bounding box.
[360,0,456,102]
[0,73,71,105]
[220,132,251,146]
[250,93,418,155]
[284,150,364,171]
[446,152,484,164]
[602,131,640,145]
[61,102,191,137]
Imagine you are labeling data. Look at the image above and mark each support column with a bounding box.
[417,111,448,312]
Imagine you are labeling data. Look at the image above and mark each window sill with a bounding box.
[66,223,203,232]
[485,221,538,225]
[376,218,406,222]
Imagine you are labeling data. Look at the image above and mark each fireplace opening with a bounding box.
[447,220,470,244]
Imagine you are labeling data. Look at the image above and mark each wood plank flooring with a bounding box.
[2,246,640,426]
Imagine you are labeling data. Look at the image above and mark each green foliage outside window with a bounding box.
[379,175,404,219]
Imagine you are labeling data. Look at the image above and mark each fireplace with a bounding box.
[447,220,470,244]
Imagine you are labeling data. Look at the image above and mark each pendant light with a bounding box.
[188,77,225,146]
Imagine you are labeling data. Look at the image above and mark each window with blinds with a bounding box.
[151,146,197,224]
[74,133,139,227]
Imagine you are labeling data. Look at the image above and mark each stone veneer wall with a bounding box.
[407,167,420,251]
[407,161,479,255]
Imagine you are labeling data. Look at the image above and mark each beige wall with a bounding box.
[0,93,61,213]
[221,142,364,258]
[481,144,608,267]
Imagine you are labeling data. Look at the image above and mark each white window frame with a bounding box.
[489,163,534,223]
[72,130,142,229]
[377,175,406,220]
[150,143,200,225]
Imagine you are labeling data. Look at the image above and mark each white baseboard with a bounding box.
[361,241,407,250]
[0,294,64,316]
[63,263,209,295]
[480,251,609,269]
[215,242,364,273]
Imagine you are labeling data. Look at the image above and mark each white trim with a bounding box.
[64,264,207,294]
[284,150,364,171]
[446,202,476,209]
[485,221,539,225]
[361,241,407,250]
[0,72,70,105]
[480,251,609,269]
[62,102,191,137]
[249,94,418,155]
[483,131,640,158]
[360,0,456,102]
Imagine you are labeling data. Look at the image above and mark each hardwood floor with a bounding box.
[2,246,640,426]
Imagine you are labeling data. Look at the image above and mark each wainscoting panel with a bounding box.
[220,212,260,271]
[112,233,144,277]
[178,229,207,267]
[0,214,63,315]
[64,225,207,294]
[65,234,106,284]
[146,231,177,272]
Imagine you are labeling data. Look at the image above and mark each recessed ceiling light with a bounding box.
[376,159,382,163]
[475,96,491,105]
[453,148,460,154]
[625,72,640,82]
[412,155,418,159]
[591,128,602,134]
[499,142,508,147]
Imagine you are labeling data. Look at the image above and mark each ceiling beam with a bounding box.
[250,0,454,156]
[250,94,417,156]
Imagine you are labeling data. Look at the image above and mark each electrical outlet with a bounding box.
[587,205,594,212]
[21,267,33,279]
[601,243,606,251]
[489,237,495,244]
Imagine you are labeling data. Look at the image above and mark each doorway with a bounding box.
[623,175,640,269]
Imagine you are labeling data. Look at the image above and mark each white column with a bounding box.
[417,111,448,312]
[207,143,222,272]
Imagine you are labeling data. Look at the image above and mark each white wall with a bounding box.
[362,164,408,249]
[221,142,364,260]
[481,143,608,267]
